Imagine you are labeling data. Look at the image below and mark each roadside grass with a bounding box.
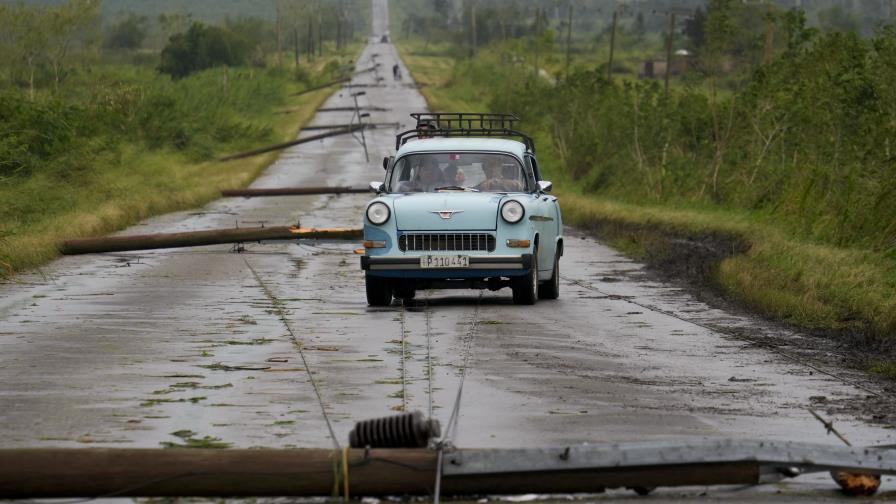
[0,50,358,278]
[397,40,896,364]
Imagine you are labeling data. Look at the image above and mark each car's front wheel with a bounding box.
[512,251,538,305]
[365,275,393,306]
[538,253,560,300]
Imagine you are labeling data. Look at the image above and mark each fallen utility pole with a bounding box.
[301,122,398,131]
[352,64,381,75]
[318,106,390,112]
[221,186,368,198]
[218,125,366,161]
[290,77,351,97]
[58,226,362,255]
[3,440,895,498]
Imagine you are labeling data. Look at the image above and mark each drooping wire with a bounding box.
[243,256,340,450]
[424,292,434,420]
[399,302,408,412]
[434,291,482,504]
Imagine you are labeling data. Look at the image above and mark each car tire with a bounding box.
[393,283,416,301]
[365,274,393,306]
[538,253,560,300]
[512,250,538,305]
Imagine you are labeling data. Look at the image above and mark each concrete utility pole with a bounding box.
[664,12,676,99]
[607,10,618,81]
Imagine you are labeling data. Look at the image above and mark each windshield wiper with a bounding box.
[435,186,479,192]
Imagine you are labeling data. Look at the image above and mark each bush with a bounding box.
[484,25,896,250]
[158,23,250,78]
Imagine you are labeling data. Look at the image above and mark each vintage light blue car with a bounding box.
[360,113,562,306]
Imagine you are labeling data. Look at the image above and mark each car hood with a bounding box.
[392,192,505,231]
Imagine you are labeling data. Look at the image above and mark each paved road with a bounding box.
[1,0,895,499]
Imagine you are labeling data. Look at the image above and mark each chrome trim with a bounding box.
[399,232,496,252]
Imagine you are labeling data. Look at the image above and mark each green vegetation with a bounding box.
[394,1,896,350]
[0,0,365,277]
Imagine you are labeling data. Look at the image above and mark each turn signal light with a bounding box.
[506,239,531,248]
[363,240,386,248]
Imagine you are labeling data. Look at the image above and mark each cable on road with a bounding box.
[243,256,341,450]
[424,292,434,420]
[399,302,408,412]
[434,291,483,504]
[562,275,882,398]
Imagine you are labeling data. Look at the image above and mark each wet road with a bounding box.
[1,0,895,499]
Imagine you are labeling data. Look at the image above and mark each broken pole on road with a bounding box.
[58,226,362,255]
[289,78,351,97]
[221,186,369,198]
[300,122,398,131]
[218,125,366,162]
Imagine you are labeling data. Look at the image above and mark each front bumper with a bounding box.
[361,254,533,278]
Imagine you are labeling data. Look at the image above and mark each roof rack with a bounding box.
[396,112,535,152]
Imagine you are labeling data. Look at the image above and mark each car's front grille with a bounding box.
[399,233,496,252]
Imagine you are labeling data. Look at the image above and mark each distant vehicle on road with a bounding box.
[361,113,562,306]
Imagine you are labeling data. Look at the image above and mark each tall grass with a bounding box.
[396,34,896,344]
[0,51,357,276]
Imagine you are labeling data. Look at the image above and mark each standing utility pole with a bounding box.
[664,12,676,99]
[565,2,573,80]
[470,1,477,57]
[294,26,300,66]
[533,8,541,78]
[307,16,314,61]
[762,4,775,65]
[276,1,283,68]
[317,4,323,58]
[607,11,618,81]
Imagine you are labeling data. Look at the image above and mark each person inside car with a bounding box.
[476,158,523,192]
[397,156,442,192]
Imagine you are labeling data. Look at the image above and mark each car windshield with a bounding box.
[387,152,529,193]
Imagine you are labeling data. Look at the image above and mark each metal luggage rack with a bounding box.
[395,112,536,152]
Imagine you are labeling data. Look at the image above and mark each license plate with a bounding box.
[419,255,470,269]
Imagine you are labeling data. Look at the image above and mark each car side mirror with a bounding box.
[537,180,553,193]
[382,156,393,171]
[369,181,384,193]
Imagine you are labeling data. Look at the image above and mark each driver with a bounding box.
[398,156,442,192]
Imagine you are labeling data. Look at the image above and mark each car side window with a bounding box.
[527,155,542,181]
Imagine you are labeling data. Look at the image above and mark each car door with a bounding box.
[525,155,557,276]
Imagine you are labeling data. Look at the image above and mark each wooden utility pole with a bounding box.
[607,10,618,81]
[317,4,323,57]
[664,12,676,98]
[307,16,314,61]
[762,4,775,65]
[336,13,342,51]
[565,2,573,79]
[470,1,477,57]
[276,1,283,68]
[0,447,759,498]
[300,26,306,67]
[59,227,363,255]
[533,8,541,78]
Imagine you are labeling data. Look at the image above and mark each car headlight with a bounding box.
[366,202,390,225]
[500,200,525,223]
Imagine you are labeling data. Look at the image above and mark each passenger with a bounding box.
[442,164,466,187]
[417,121,436,139]
[476,157,522,192]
